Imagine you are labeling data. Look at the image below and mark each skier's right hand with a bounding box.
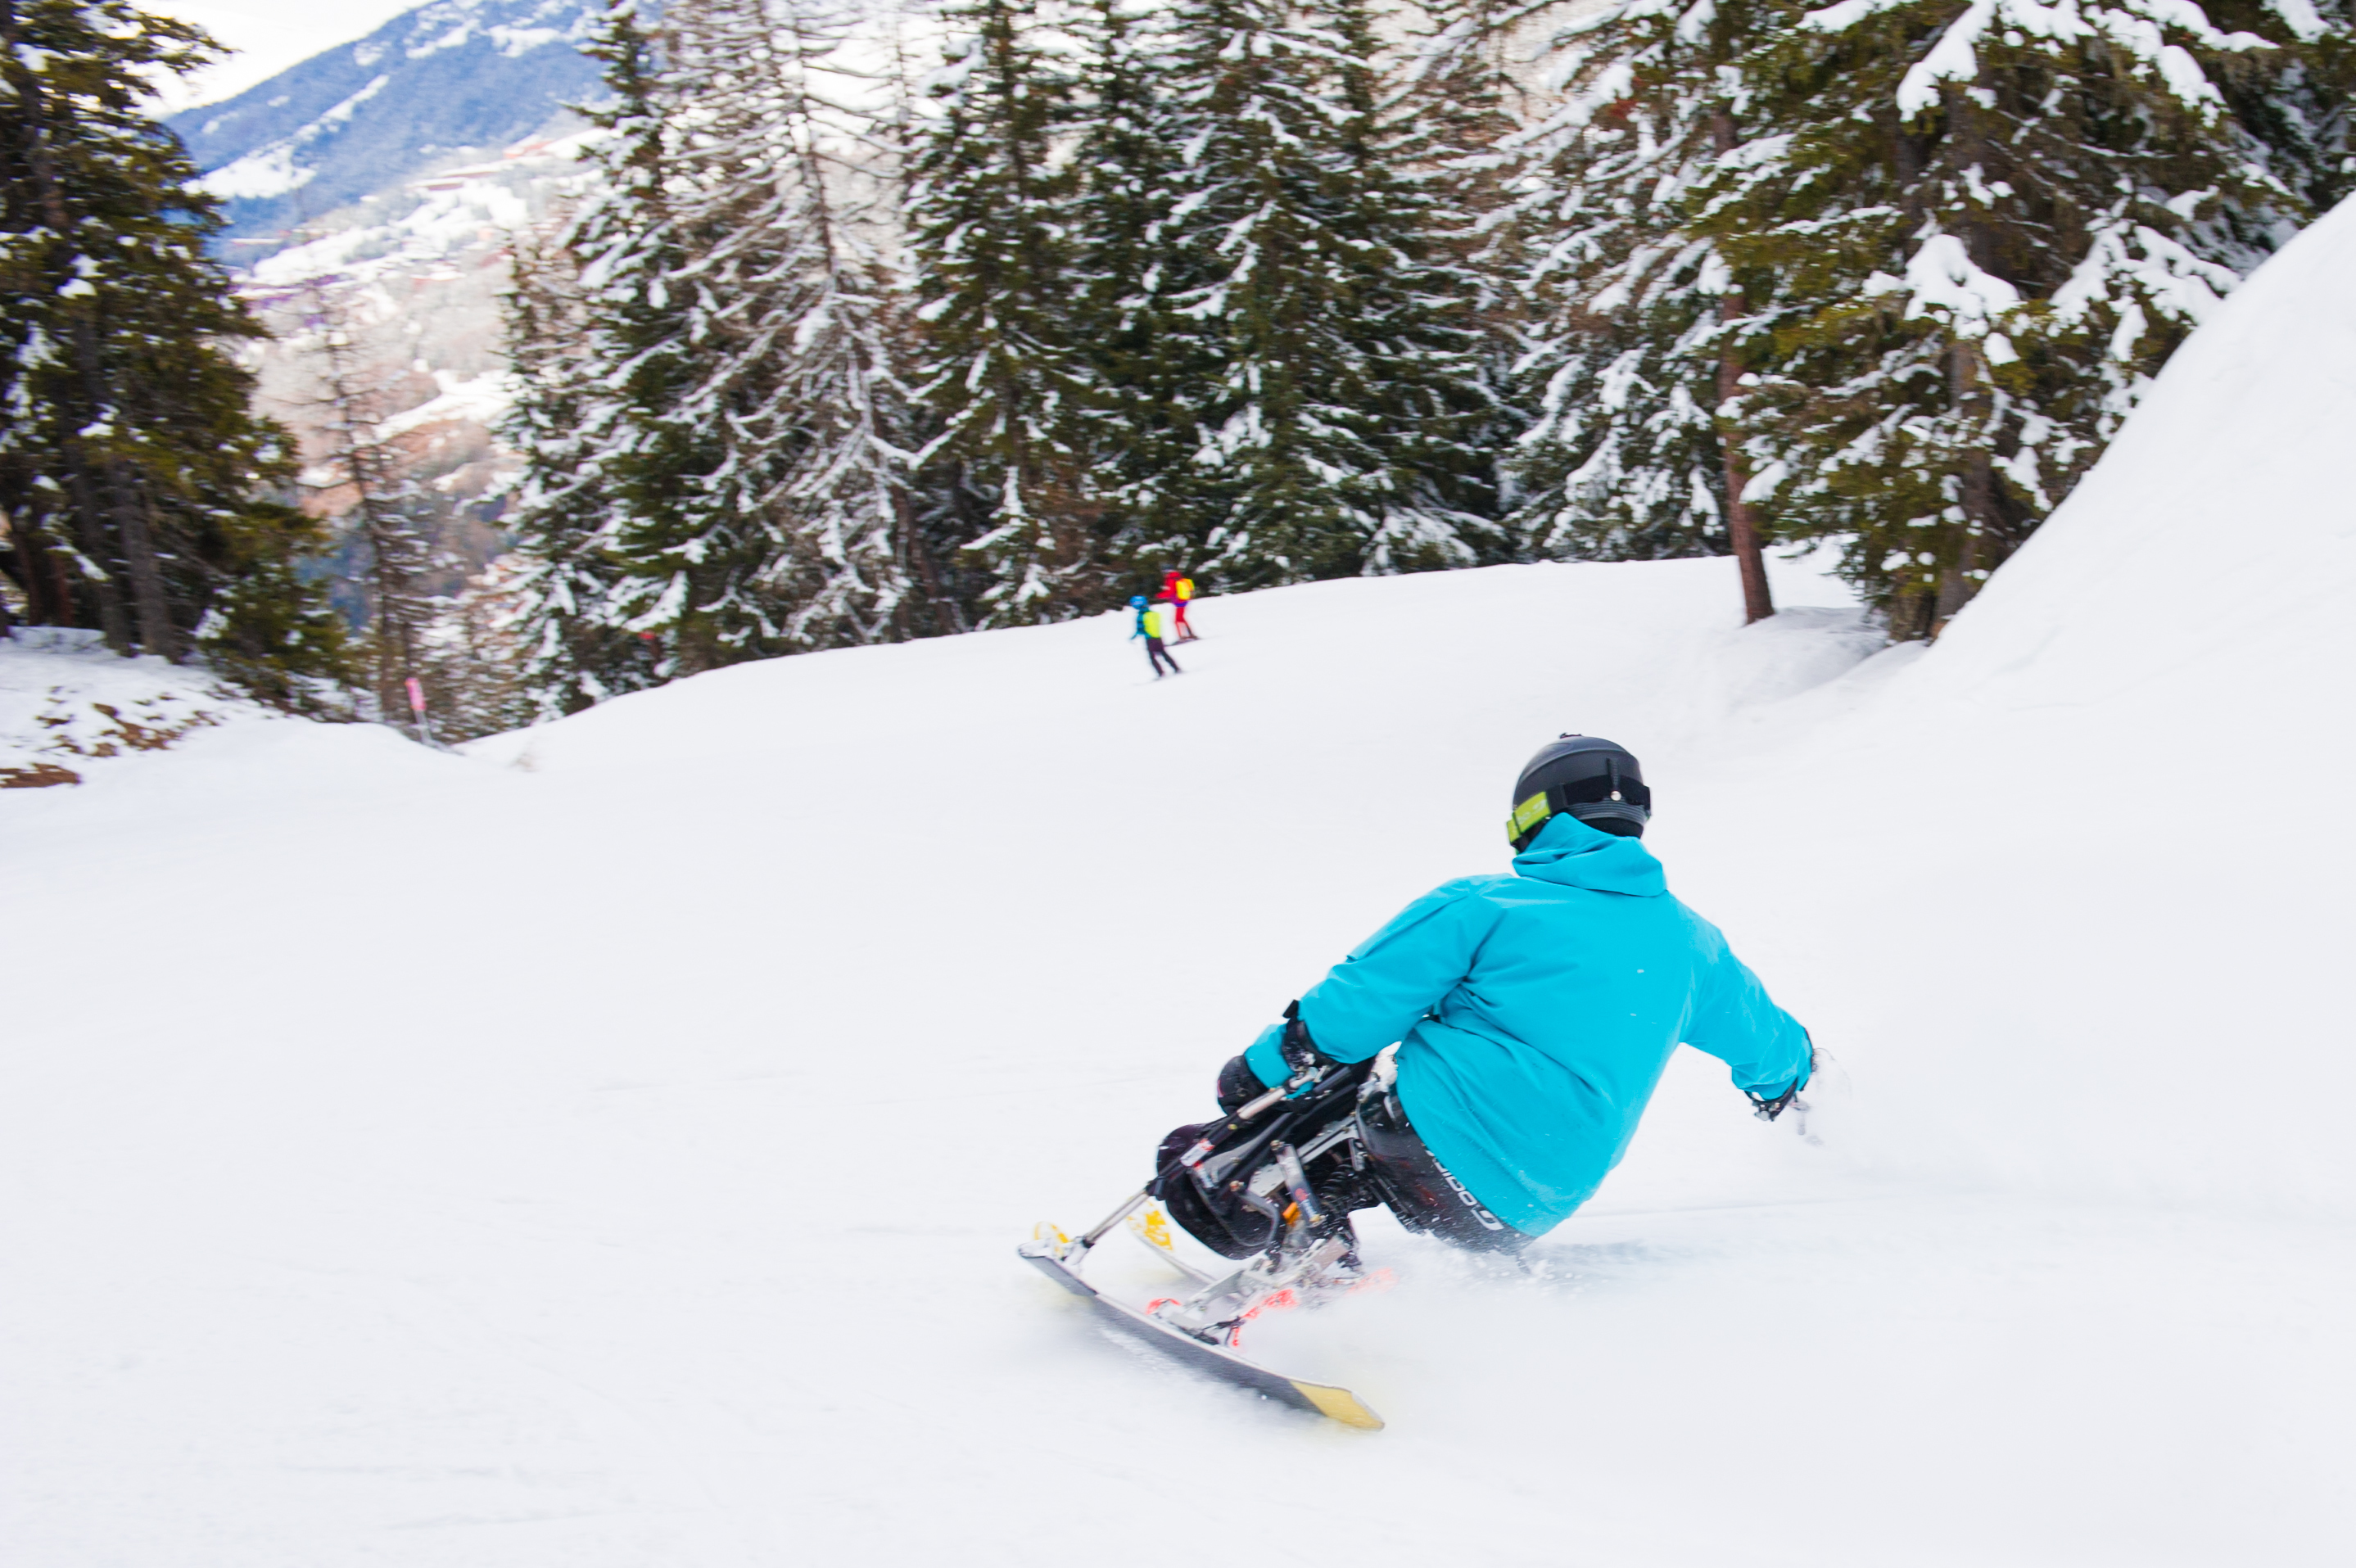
[1279,1010,1336,1078]
[1215,1054,1268,1114]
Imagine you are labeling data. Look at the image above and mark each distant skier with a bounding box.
[1167,735,1812,1254]
[1130,594,1182,678]
[1160,568,1200,642]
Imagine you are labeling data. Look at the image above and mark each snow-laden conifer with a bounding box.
[591,0,818,672]
[1702,0,2343,635]
[0,0,344,691]
[907,0,1110,623]
[507,0,928,703]
[1504,0,1777,609]
[503,3,671,712]
[1145,0,1504,587]
[748,0,922,649]
[1063,0,1194,571]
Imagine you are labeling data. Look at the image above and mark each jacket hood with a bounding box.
[1511,811,1666,896]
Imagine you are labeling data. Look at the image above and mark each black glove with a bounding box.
[1214,1054,1268,1114]
[1279,1001,1334,1078]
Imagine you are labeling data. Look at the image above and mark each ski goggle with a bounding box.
[1506,774,1653,844]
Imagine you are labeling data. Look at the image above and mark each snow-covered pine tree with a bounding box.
[1699,0,2341,638]
[1504,0,1779,621]
[501,194,661,716]
[866,2,984,634]
[1063,0,1196,573]
[503,4,672,712]
[593,0,815,674]
[1379,0,1526,567]
[1146,0,1503,588]
[750,0,922,649]
[418,561,536,743]
[0,0,345,689]
[513,0,932,687]
[2211,0,2356,214]
[907,0,1110,624]
[192,491,354,716]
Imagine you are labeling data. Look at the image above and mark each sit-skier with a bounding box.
[1162,735,1813,1258]
[1130,594,1182,678]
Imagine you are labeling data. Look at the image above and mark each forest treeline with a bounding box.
[0,0,348,707]
[5,0,2353,734]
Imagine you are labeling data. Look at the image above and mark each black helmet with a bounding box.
[1508,734,1650,849]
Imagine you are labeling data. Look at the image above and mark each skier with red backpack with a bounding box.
[1159,568,1200,641]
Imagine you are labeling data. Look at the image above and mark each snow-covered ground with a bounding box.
[0,629,284,789]
[10,206,2356,1564]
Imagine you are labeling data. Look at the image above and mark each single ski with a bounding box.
[1020,1212,1385,1430]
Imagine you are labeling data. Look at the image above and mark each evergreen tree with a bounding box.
[1505,0,1775,612]
[1145,0,1504,588]
[1700,0,2338,636]
[598,0,807,672]
[191,497,354,716]
[418,562,535,743]
[871,3,981,634]
[501,188,662,716]
[752,0,922,649]
[0,0,347,698]
[1065,0,1195,575]
[1375,0,1525,567]
[907,0,1109,623]
[508,0,930,707]
[505,0,744,694]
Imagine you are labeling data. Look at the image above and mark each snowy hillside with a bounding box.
[0,629,287,789]
[169,0,603,251]
[10,200,2356,1564]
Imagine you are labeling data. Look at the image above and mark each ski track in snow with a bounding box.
[12,197,2356,1564]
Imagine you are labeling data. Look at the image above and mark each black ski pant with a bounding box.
[1145,636,1181,676]
[1356,1091,1531,1254]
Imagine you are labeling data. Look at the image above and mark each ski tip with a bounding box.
[1291,1381,1384,1430]
[1128,1204,1178,1253]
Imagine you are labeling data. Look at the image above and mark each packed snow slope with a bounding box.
[9,199,2356,1567]
[1671,191,2356,1218]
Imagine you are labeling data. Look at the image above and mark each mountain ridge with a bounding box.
[167,0,606,251]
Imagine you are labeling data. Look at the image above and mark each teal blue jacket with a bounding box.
[1244,814,1810,1235]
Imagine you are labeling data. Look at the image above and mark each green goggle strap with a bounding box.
[1506,792,1553,843]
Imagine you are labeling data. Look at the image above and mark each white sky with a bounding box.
[138,1,424,112]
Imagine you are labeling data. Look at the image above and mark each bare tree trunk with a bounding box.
[305,287,433,734]
[1936,415,1994,628]
[892,487,959,637]
[1934,81,2002,638]
[61,453,127,647]
[1715,342,1775,625]
[105,457,177,659]
[4,503,47,622]
[13,506,76,624]
[1712,111,1773,626]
